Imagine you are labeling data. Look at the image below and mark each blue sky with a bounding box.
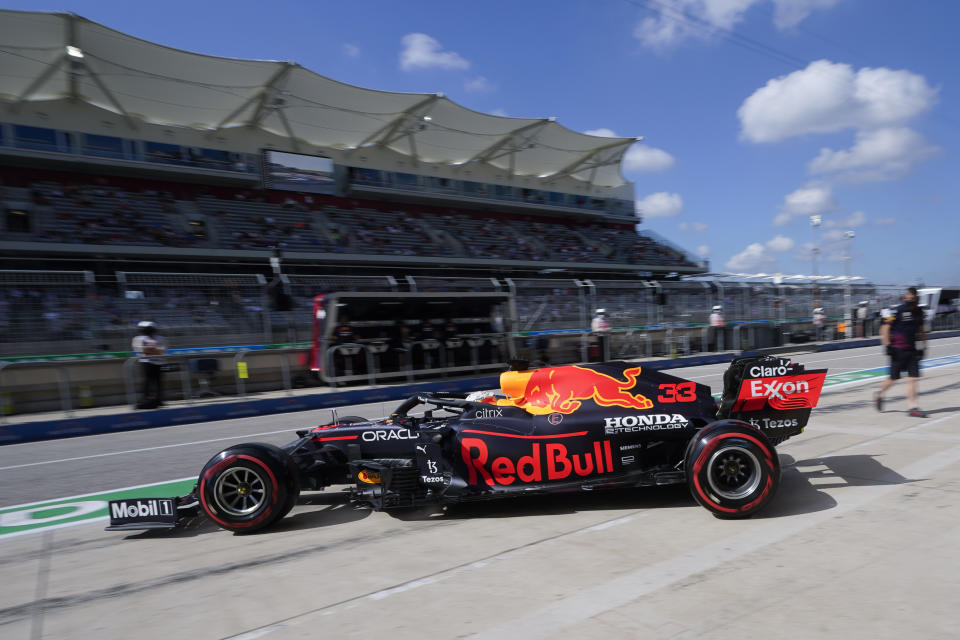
[7,0,959,285]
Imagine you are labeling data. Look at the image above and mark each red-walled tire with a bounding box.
[198,443,299,533]
[685,420,780,519]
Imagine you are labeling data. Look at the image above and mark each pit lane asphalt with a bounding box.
[2,341,960,639]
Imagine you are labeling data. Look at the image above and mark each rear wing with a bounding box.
[717,355,827,444]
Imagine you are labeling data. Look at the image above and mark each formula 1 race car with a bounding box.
[107,355,827,533]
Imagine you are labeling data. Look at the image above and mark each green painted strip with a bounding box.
[0,478,195,538]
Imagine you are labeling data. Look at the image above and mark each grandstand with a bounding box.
[0,8,716,378]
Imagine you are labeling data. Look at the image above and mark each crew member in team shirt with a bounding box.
[875,287,928,418]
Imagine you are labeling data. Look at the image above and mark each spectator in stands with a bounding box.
[132,320,167,409]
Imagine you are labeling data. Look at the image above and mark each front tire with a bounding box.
[685,420,780,519]
[198,443,299,533]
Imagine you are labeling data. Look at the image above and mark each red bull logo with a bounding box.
[461,437,614,486]
[499,365,653,415]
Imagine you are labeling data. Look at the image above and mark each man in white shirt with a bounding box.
[812,307,827,341]
[708,305,725,351]
[132,321,167,409]
[591,309,611,361]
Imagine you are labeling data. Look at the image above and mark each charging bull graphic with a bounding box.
[499,364,654,415]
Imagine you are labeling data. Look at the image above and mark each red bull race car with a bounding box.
[107,355,827,533]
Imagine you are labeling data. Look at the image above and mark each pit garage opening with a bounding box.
[310,291,516,384]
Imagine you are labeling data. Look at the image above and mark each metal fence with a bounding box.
[0,270,95,355]
[0,270,954,358]
[505,278,587,331]
[116,272,269,348]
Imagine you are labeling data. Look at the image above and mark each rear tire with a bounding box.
[685,420,780,519]
[198,443,300,533]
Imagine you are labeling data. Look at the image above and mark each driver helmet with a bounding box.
[466,390,504,404]
[595,308,606,315]
[712,305,723,312]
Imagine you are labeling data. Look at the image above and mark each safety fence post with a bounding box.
[233,350,250,397]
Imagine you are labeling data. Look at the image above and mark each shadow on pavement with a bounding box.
[390,484,693,522]
[762,452,916,518]
[127,450,922,536]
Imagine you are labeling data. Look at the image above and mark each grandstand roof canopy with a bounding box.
[0,10,638,187]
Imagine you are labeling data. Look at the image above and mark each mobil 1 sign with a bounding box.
[0,478,195,540]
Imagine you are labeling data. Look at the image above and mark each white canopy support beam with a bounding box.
[275,107,301,153]
[9,55,65,111]
[61,14,138,129]
[248,62,295,127]
[208,62,294,133]
[462,118,552,165]
[352,93,441,150]
[545,138,636,183]
[82,64,138,130]
[66,14,80,101]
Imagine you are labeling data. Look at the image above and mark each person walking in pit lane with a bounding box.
[132,320,167,409]
[875,287,927,418]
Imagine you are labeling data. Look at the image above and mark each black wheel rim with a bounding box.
[706,445,762,500]
[213,466,267,516]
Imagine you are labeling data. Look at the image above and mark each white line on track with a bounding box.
[0,429,294,471]
[0,477,196,511]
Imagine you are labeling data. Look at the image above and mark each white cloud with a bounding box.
[725,242,773,271]
[583,129,675,173]
[400,33,470,71]
[808,127,938,182]
[697,245,711,257]
[490,108,509,117]
[775,185,836,226]
[633,0,841,51]
[739,60,937,143]
[623,144,675,172]
[343,43,360,58]
[873,216,895,226]
[725,233,795,270]
[584,128,617,137]
[636,192,684,219]
[766,234,795,252]
[825,210,867,229]
[771,0,843,29]
[465,75,494,93]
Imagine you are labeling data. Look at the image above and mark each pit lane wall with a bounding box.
[1,331,958,446]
